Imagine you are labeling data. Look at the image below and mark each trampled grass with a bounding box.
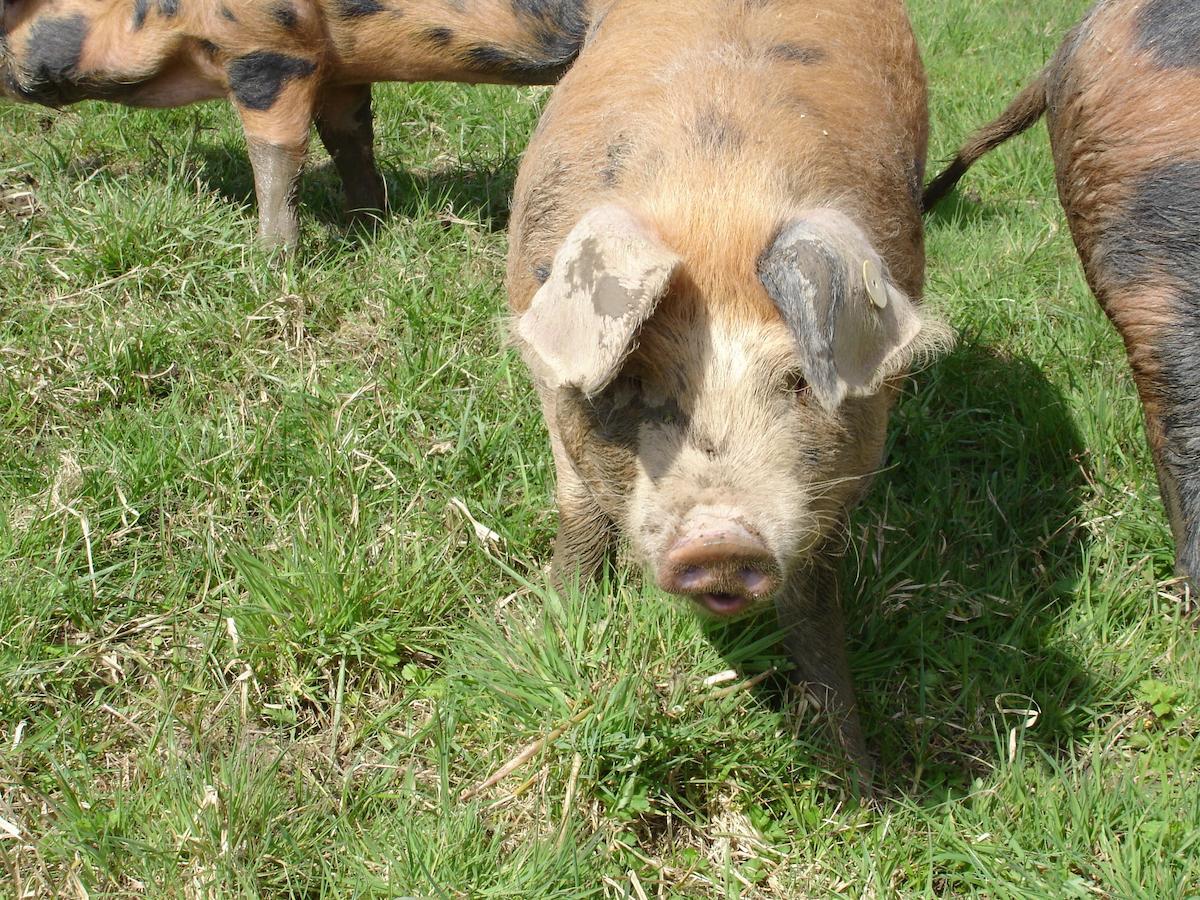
[1,0,1197,895]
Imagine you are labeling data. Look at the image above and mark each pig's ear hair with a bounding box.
[758,209,950,411]
[516,205,681,397]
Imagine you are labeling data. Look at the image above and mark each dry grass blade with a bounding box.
[710,667,778,700]
[459,704,593,802]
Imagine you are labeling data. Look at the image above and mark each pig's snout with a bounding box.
[658,513,779,617]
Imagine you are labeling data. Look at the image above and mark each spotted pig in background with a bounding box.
[0,0,594,245]
[924,0,1200,598]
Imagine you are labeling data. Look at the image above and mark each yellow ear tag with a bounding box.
[863,259,888,309]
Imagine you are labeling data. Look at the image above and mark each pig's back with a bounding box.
[1047,0,1200,277]
[507,0,927,311]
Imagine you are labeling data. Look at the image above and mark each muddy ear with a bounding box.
[758,209,936,411]
[517,205,681,397]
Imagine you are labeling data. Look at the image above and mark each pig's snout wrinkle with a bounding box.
[658,516,780,616]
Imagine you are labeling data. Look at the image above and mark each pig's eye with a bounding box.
[779,370,809,397]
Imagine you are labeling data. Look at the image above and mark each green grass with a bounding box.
[1,0,1198,895]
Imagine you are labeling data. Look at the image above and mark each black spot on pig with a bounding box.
[465,44,569,83]
[533,261,551,284]
[600,137,631,187]
[18,14,89,103]
[588,375,693,439]
[511,0,590,76]
[422,27,455,48]
[227,51,317,111]
[272,2,300,29]
[693,105,744,155]
[1138,0,1200,69]
[514,0,590,35]
[198,39,220,56]
[768,43,827,64]
[133,0,151,29]
[1103,161,1200,284]
[134,0,179,28]
[336,0,386,17]
[458,0,589,83]
[220,6,237,21]
[1101,159,1200,577]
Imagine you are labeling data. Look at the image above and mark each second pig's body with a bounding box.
[924,0,1200,596]
[1,0,595,244]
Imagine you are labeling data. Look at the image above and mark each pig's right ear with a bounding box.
[516,205,681,396]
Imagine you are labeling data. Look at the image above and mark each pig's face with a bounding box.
[518,205,946,616]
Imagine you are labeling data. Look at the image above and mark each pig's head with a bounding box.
[517,204,947,617]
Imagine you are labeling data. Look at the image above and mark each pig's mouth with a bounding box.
[695,591,757,617]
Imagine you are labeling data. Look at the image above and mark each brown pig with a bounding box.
[924,0,1200,598]
[507,0,950,784]
[0,0,594,245]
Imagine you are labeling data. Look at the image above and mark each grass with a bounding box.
[1,0,1198,895]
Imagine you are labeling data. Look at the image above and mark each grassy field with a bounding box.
[2,0,1198,895]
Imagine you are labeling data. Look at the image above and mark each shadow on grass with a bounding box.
[706,341,1093,802]
[923,185,1036,229]
[194,142,515,241]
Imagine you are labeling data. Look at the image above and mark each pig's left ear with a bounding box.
[758,209,947,411]
[517,205,682,396]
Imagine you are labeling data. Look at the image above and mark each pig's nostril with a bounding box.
[738,567,776,596]
[676,565,708,590]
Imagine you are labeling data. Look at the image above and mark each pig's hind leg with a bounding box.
[1082,159,1200,600]
[316,83,386,228]
[1105,286,1200,600]
[775,556,874,794]
[228,52,322,247]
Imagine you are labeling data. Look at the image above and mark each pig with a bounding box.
[507,0,950,785]
[923,0,1199,598]
[0,0,595,246]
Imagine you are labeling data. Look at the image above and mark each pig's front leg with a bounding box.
[775,555,874,793]
[551,476,612,589]
[316,83,386,227]
[243,138,307,248]
[546,424,613,590]
[229,53,321,247]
